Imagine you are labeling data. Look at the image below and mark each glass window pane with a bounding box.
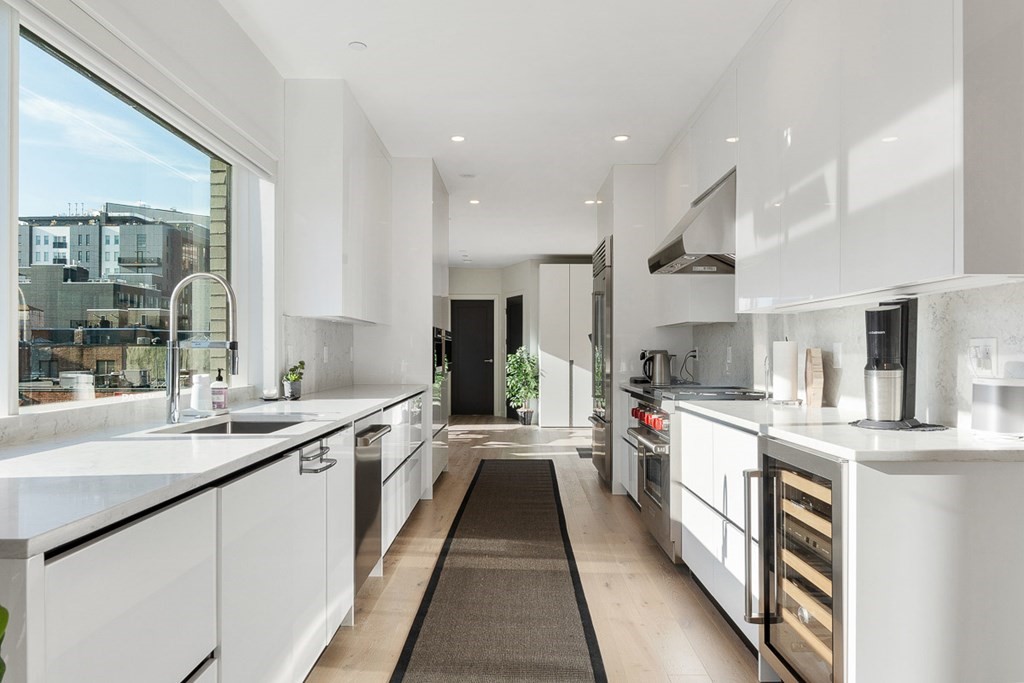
[17,32,232,408]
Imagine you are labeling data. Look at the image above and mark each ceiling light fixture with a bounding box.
[451,135,466,142]
[348,41,368,51]
[584,200,596,205]
[469,199,480,204]
[596,200,604,204]
[725,137,739,143]
[881,136,899,143]
[613,135,630,142]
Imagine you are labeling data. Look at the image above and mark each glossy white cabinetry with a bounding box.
[678,412,759,647]
[711,422,759,536]
[431,427,449,484]
[43,491,216,683]
[219,444,336,683]
[539,263,592,427]
[678,411,714,502]
[382,448,423,554]
[219,455,298,683]
[737,0,840,311]
[691,73,738,195]
[656,275,737,327]
[187,660,217,683]
[839,0,955,294]
[382,400,411,481]
[735,0,1024,311]
[283,80,392,323]
[325,427,356,636]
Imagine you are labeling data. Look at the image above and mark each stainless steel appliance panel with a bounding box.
[753,437,844,683]
[354,420,390,594]
[591,237,613,485]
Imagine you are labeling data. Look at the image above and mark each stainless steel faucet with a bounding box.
[166,272,239,423]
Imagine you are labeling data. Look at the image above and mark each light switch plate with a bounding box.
[969,337,997,378]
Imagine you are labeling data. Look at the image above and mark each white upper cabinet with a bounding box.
[691,73,739,195]
[284,80,392,323]
[737,0,840,311]
[735,0,1024,311]
[839,0,956,294]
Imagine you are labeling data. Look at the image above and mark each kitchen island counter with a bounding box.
[675,400,1024,462]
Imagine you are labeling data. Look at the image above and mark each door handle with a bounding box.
[357,424,391,446]
[483,358,494,364]
[301,457,337,474]
[743,468,766,624]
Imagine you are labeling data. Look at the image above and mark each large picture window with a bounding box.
[17,32,232,407]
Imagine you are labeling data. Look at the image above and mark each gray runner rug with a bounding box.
[391,459,606,682]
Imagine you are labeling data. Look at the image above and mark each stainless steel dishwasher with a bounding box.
[354,420,390,594]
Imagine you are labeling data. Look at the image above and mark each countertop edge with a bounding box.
[0,384,428,560]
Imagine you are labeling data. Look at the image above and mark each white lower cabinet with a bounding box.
[382,447,423,554]
[431,427,448,483]
[679,485,758,647]
[219,455,301,683]
[326,426,356,635]
[186,659,218,683]
[43,490,217,683]
[219,439,339,683]
[382,400,412,481]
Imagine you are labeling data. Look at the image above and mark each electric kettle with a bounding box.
[641,350,674,386]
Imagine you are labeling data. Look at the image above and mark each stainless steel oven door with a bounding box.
[629,427,669,508]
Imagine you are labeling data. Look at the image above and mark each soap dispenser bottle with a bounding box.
[211,368,229,411]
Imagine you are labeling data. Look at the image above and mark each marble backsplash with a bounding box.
[693,280,1024,427]
[281,315,355,395]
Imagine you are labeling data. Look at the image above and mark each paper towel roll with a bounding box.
[773,341,798,402]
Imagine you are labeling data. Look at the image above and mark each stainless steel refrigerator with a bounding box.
[590,237,612,487]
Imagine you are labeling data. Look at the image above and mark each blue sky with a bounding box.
[18,37,212,218]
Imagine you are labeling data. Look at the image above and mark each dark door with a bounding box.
[451,299,494,415]
[505,295,524,418]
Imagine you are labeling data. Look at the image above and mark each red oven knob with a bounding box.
[653,417,664,430]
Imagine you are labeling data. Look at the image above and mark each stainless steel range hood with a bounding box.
[648,168,736,275]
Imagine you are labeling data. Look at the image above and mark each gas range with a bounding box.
[627,378,765,402]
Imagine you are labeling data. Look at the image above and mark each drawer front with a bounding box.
[711,422,759,535]
[679,412,715,502]
[45,491,217,683]
[679,484,721,587]
[381,401,411,481]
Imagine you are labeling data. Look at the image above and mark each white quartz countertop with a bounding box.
[675,400,1024,463]
[0,384,426,559]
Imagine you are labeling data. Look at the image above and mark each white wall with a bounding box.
[432,164,450,297]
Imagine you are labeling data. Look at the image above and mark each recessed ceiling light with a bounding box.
[613,135,630,142]
[469,199,480,204]
[584,200,596,205]
[451,135,466,142]
[596,200,604,204]
[348,41,368,51]
[725,137,739,143]
[881,136,899,143]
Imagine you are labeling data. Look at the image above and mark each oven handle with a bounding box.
[627,427,669,454]
[743,468,767,624]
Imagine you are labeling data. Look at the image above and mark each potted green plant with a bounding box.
[506,346,539,425]
[282,360,305,400]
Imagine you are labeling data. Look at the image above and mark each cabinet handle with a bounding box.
[357,424,391,446]
[743,468,766,624]
[301,457,337,475]
[301,443,330,462]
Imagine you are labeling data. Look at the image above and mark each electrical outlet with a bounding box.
[726,346,733,364]
[969,337,997,378]
[694,347,700,362]
[322,345,329,364]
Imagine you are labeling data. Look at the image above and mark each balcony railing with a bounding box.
[117,256,162,266]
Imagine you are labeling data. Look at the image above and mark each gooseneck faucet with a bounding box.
[166,272,239,423]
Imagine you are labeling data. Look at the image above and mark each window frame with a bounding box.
[2,1,272,418]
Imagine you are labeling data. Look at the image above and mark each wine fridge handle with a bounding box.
[743,468,766,624]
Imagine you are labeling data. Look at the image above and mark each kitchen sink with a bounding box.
[151,415,307,435]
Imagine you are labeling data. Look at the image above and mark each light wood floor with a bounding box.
[308,416,759,683]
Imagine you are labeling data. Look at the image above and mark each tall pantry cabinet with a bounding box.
[538,263,592,427]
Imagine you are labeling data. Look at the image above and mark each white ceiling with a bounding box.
[217,0,776,268]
